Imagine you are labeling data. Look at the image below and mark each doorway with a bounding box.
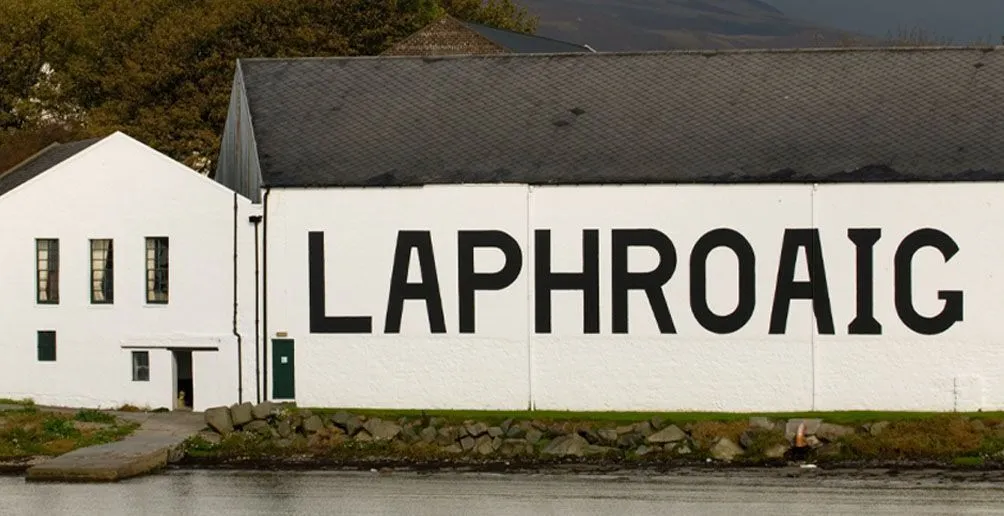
[173,349,193,410]
[272,339,295,400]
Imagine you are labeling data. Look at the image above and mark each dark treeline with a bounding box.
[0,0,536,173]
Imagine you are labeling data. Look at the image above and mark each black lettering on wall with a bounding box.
[384,231,446,334]
[308,232,373,333]
[690,229,755,334]
[894,228,963,335]
[611,229,677,334]
[769,229,835,335]
[535,229,600,334]
[458,230,523,333]
[848,228,882,335]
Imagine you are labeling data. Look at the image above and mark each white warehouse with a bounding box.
[3,46,1004,414]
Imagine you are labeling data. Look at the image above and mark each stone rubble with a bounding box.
[195,403,891,464]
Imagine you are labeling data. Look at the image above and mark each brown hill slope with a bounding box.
[520,0,867,51]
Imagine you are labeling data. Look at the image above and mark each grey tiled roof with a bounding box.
[0,137,102,197]
[459,21,593,53]
[239,47,1004,188]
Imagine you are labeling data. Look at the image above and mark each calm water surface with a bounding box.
[2,469,1004,515]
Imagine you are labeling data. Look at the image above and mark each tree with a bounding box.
[0,0,539,173]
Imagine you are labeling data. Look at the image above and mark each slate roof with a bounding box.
[0,137,103,197]
[458,20,594,54]
[238,46,1004,188]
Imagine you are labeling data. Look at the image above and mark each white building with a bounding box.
[0,132,258,412]
[4,47,1004,414]
[212,47,1004,412]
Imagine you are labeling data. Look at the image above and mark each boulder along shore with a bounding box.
[180,402,1004,473]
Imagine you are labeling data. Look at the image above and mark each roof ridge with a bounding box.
[0,142,61,178]
[456,19,592,50]
[238,44,1002,65]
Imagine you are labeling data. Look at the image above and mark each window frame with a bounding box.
[37,331,56,362]
[131,351,150,381]
[90,238,114,304]
[145,236,169,304]
[36,238,59,304]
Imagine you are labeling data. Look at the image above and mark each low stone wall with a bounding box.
[192,402,894,465]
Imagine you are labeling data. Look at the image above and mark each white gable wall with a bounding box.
[0,132,258,411]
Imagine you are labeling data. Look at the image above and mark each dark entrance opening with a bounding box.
[173,349,193,410]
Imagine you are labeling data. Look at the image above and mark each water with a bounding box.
[2,469,1004,515]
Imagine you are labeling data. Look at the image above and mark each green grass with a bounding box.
[0,398,35,407]
[0,410,138,457]
[73,409,117,424]
[303,408,1004,426]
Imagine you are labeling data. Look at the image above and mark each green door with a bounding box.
[272,339,295,399]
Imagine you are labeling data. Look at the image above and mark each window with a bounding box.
[91,239,114,304]
[132,351,149,381]
[37,331,56,362]
[145,237,169,303]
[36,239,59,304]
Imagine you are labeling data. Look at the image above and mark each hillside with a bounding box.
[520,0,867,51]
[765,0,1004,45]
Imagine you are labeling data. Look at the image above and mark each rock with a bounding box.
[205,406,234,435]
[542,434,590,457]
[302,415,324,435]
[785,419,822,441]
[229,402,254,427]
[633,421,654,437]
[816,423,854,442]
[647,424,686,444]
[437,426,460,445]
[505,425,525,439]
[475,435,494,455]
[465,422,488,438]
[251,401,276,420]
[488,426,504,438]
[869,421,891,436]
[492,436,503,451]
[354,431,374,442]
[364,418,402,441]
[500,419,514,433]
[275,438,293,448]
[525,429,543,444]
[634,445,655,456]
[329,411,353,429]
[400,425,421,443]
[615,425,635,435]
[749,417,775,430]
[277,420,292,438]
[245,420,272,438]
[764,444,789,460]
[972,420,987,432]
[597,428,618,443]
[650,416,667,431]
[460,436,476,451]
[676,444,692,455]
[420,426,438,443]
[739,429,758,449]
[443,444,463,454]
[617,433,643,448]
[427,417,445,428]
[585,445,616,457]
[710,438,744,461]
[196,430,222,445]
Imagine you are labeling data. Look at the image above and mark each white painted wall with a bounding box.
[0,132,259,411]
[268,182,1004,412]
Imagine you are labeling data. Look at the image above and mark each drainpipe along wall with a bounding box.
[249,214,263,403]
[262,186,271,401]
[232,191,243,404]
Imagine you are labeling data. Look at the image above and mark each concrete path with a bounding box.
[25,410,205,482]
